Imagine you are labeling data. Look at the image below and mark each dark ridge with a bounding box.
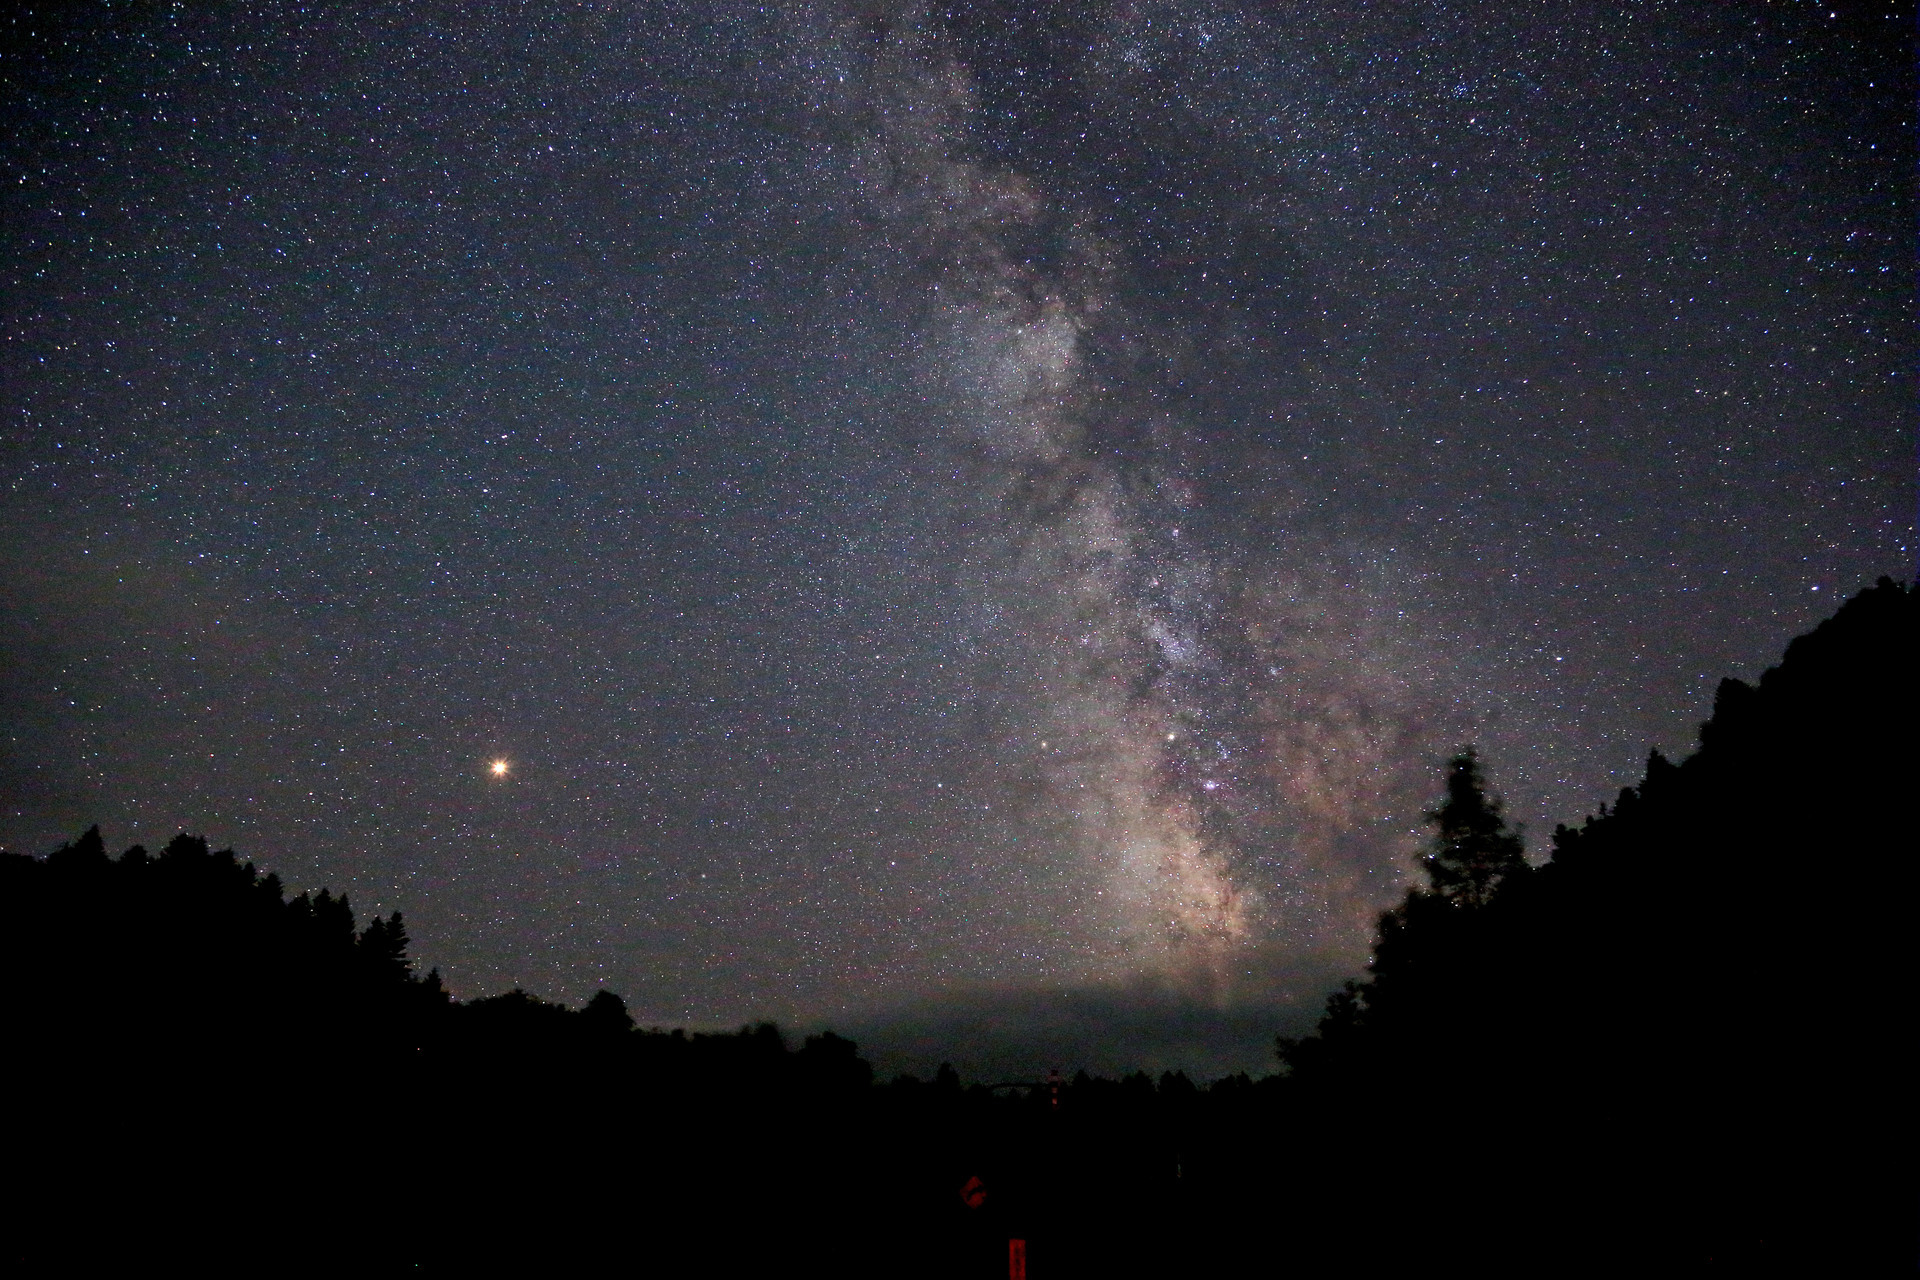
[1274,575,1911,1270]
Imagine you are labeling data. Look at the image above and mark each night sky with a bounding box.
[3,1,1910,1077]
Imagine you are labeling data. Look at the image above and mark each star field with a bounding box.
[2,1,1909,1063]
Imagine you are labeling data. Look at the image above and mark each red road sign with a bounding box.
[960,1175,987,1209]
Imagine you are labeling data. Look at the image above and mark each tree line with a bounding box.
[3,577,1908,1273]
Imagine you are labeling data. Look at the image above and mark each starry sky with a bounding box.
[2,1,1910,1077]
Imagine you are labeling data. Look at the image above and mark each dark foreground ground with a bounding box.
[9,1052,1829,1275]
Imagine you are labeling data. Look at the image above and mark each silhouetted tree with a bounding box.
[581,988,635,1035]
[1420,747,1527,906]
[1278,747,1528,1085]
[46,824,107,870]
[798,1029,873,1092]
[357,911,412,984]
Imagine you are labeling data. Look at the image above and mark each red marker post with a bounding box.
[1009,1238,1027,1280]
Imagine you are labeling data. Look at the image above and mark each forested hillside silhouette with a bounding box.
[1,833,880,1268]
[1273,575,1911,1270]
[3,579,1908,1273]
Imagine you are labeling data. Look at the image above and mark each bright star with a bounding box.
[490,759,510,777]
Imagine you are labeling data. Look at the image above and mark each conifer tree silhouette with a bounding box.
[1420,748,1527,906]
[357,911,413,984]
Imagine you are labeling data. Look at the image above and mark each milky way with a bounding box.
[782,5,1469,984]
[2,2,1908,1067]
